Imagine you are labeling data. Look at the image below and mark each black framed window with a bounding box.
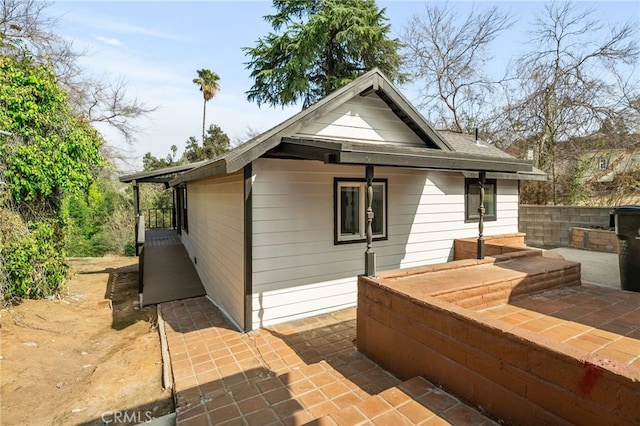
[465,178,497,222]
[334,178,387,244]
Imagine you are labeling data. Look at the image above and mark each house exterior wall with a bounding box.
[295,93,425,147]
[577,149,640,184]
[180,171,245,328]
[251,158,519,328]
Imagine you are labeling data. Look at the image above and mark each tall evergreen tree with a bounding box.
[183,124,230,162]
[244,0,404,108]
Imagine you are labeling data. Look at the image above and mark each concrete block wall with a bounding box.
[519,205,613,248]
[358,277,640,425]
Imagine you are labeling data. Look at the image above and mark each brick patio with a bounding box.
[357,270,640,424]
[160,298,498,425]
[481,284,640,368]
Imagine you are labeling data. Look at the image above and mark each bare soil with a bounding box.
[0,256,174,425]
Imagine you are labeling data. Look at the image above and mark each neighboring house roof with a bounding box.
[121,69,538,186]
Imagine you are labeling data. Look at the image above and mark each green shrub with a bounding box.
[2,220,68,301]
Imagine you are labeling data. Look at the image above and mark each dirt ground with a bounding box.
[0,256,174,425]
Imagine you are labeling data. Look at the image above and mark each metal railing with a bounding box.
[142,208,174,230]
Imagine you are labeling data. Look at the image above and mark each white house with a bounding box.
[132,69,543,331]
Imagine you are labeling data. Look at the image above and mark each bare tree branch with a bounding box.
[401,4,513,132]
[1,0,157,150]
[500,2,639,204]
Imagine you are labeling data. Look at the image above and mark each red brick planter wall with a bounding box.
[358,266,639,425]
[357,235,638,425]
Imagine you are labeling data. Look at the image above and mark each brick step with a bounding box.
[306,376,498,425]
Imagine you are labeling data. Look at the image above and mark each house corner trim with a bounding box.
[243,163,253,332]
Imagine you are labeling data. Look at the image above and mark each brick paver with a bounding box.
[160,298,497,425]
[480,284,640,368]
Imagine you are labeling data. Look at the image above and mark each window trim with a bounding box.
[334,178,388,245]
[464,178,497,223]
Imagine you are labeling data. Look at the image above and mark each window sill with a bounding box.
[465,217,497,223]
[334,236,387,245]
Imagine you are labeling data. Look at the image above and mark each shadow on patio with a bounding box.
[159,297,498,425]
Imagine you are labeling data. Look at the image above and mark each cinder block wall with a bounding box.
[519,205,613,248]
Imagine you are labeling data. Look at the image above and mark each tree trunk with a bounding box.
[202,99,206,143]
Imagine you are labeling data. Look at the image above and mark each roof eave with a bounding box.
[463,170,548,182]
[331,150,532,173]
[118,161,207,183]
[277,137,532,173]
[169,159,229,186]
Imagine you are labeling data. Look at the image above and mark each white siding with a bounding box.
[251,158,518,328]
[295,93,426,147]
[180,172,245,328]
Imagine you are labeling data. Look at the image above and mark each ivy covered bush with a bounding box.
[2,220,67,300]
[64,178,134,257]
[0,56,105,303]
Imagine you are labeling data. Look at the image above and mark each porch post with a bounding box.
[365,165,376,277]
[133,180,141,256]
[172,189,176,229]
[477,171,486,259]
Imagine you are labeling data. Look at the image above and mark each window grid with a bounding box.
[334,178,387,244]
[465,178,497,222]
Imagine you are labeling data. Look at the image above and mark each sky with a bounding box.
[46,0,640,172]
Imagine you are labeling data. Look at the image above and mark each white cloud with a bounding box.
[94,35,123,46]
[62,10,188,42]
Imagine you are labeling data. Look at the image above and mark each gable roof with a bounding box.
[167,69,533,185]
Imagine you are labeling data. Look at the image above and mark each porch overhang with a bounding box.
[272,137,534,174]
[463,169,547,182]
[119,161,208,185]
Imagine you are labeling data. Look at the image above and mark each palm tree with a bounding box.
[193,69,220,144]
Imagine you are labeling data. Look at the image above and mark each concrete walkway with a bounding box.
[142,230,206,306]
[551,248,620,289]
